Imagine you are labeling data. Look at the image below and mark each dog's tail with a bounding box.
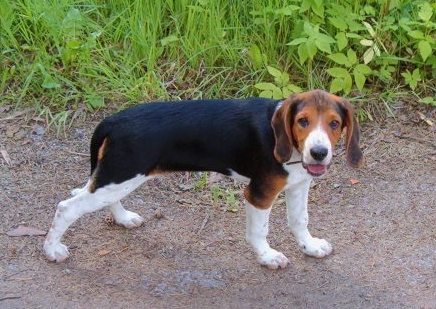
[89,120,110,176]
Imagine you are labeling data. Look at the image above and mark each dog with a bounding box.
[43,89,364,269]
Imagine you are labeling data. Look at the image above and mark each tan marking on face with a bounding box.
[291,92,345,155]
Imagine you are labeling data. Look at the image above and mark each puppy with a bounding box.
[44,89,364,269]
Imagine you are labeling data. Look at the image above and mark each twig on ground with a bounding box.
[63,149,90,157]
[197,213,210,235]
[0,295,22,301]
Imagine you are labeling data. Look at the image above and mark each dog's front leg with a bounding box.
[285,180,333,258]
[245,202,290,269]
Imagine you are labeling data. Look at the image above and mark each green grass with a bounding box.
[1,0,435,116]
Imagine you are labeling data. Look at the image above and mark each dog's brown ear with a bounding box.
[338,99,364,168]
[271,98,294,163]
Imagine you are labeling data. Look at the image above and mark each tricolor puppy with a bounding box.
[44,89,364,269]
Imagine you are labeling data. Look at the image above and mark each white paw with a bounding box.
[299,237,333,258]
[44,241,70,262]
[258,249,290,269]
[114,210,144,228]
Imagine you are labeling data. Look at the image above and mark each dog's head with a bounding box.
[271,89,364,176]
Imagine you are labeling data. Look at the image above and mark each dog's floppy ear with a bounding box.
[338,99,364,168]
[271,97,295,163]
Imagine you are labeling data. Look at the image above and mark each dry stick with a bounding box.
[63,149,90,157]
[197,213,210,235]
[0,295,22,301]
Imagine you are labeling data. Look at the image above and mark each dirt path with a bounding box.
[1,106,435,309]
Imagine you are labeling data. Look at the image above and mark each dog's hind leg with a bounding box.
[109,201,144,228]
[70,179,92,197]
[44,174,149,262]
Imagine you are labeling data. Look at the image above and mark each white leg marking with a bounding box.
[285,181,333,258]
[245,202,290,269]
[44,174,149,262]
[109,201,144,228]
[71,179,91,196]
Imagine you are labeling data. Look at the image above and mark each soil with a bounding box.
[0,103,435,309]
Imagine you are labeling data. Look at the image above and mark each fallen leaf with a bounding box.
[6,124,20,138]
[418,111,435,126]
[13,128,27,140]
[7,225,46,237]
[98,249,111,256]
[1,149,11,165]
[349,179,360,185]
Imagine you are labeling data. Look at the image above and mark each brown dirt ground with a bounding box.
[0,102,435,309]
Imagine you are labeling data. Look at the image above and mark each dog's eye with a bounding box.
[297,118,309,128]
[330,120,340,130]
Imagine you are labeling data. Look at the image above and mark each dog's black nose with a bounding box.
[310,146,328,161]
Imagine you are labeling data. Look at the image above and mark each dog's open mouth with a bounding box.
[303,163,328,177]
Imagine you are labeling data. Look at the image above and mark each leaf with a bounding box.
[311,1,324,18]
[287,37,308,46]
[259,90,273,98]
[349,179,360,185]
[282,84,303,97]
[326,67,349,78]
[267,66,282,78]
[274,71,290,87]
[248,44,264,69]
[408,30,425,40]
[362,21,375,37]
[363,48,374,64]
[355,64,372,74]
[314,34,335,54]
[297,43,309,64]
[306,39,318,60]
[420,97,436,106]
[272,87,283,99]
[328,53,351,66]
[303,22,315,36]
[418,2,433,22]
[1,149,12,165]
[360,39,374,47]
[7,225,46,237]
[344,73,353,94]
[373,43,381,56]
[335,32,348,51]
[254,82,276,91]
[329,78,343,93]
[98,249,111,256]
[353,68,366,91]
[418,40,432,62]
[329,17,348,32]
[6,124,20,137]
[276,5,299,15]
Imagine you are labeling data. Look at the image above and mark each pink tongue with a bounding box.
[307,164,326,174]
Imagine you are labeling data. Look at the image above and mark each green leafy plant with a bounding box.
[254,66,302,99]
[327,49,372,94]
[211,186,239,212]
